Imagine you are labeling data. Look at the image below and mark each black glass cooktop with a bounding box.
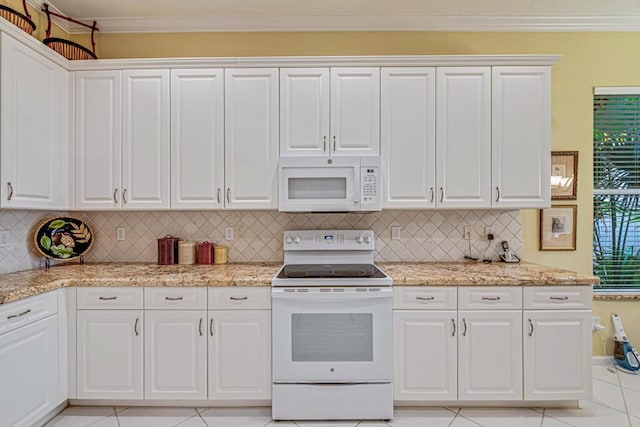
[277,264,387,279]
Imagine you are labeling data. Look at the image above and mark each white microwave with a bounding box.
[278,156,381,212]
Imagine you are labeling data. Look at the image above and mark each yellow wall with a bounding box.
[4,0,68,40]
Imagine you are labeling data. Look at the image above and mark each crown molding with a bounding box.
[26,0,72,33]
[50,14,640,34]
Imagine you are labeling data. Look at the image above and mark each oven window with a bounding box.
[288,177,347,200]
[291,313,373,362]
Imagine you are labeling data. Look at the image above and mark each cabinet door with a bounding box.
[0,316,58,427]
[280,68,330,156]
[1,34,68,209]
[145,310,207,400]
[393,310,457,400]
[208,310,271,400]
[381,67,436,209]
[492,67,551,208]
[77,310,143,399]
[436,68,491,208]
[122,70,170,209]
[171,69,224,209]
[524,310,591,400]
[330,67,380,156]
[458,310,522,400]
[224,69,278,209]
[74,71,123,210]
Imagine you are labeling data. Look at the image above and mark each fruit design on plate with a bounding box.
[34,217,93,260]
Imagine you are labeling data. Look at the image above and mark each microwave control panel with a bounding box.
[361,166,380,210]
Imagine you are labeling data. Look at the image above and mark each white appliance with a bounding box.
[278,156,381,212]
[272,230,393,421]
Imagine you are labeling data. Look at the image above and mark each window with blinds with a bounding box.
[594,89,640,291]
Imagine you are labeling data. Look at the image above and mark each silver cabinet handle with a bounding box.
[230,296,248,301]
[528,319,534,336]
[209,318,214,336]
[122,189,128,204]
[7,309,31,320]
[323,136,327,152]
[482,296,501,301]
[550,296,569,301]
[165,296,183,301]
[333,135,336,151]
[496,187,500,202]
[7,182,13,201]
[113,189,118,204]
[462,318,468,336]
[199,318,203,336]
[217,188,221,204]
[226,188,230,204]
[416,296,435,301]
[451,318,456,336]
[99,296,117,301]
[439,187,444,203]
[134,318,140,336]
[430,187,434,203]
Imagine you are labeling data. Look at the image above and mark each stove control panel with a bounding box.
[283,230,375,251]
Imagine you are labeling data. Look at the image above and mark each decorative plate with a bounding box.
[34,217,94,260]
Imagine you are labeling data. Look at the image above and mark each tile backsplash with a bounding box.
[0,209,521,273]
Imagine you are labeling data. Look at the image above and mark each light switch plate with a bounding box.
[116,227,126,241]
[463,225,472,240]
[225,227,234,241]
[391,226,401,240]
[0,230,9,247]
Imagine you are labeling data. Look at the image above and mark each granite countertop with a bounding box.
[0,261,598,305]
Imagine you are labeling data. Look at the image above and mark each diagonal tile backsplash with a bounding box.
[70,210,522,264]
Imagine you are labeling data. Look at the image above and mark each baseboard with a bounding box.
[34,401,68,427]
[69,399,271,407]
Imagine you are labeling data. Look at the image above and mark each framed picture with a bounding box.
[539,205,577,251]
[551,151,578,200]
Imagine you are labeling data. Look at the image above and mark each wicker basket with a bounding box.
[0,2,36,35]
[42,4,98,60]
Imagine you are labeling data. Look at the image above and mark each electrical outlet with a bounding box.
[0,230,9,247]
[116,227,126,241]
[485,227,494,239]
[391,226,401,240]
[225,227,234,241]
[592,316,601,330]
[463,225,472,240]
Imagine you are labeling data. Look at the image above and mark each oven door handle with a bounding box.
[271,290,392,301]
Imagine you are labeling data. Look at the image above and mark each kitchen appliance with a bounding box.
[612,314,640,373]
[272,230,393,421]
[278,156,381,212]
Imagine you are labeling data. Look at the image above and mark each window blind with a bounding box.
[594,93,640,290]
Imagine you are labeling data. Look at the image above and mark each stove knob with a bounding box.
[363,235,371,244]
[294,237,301,244]
[356,236,363,243]
[285,236,293,244]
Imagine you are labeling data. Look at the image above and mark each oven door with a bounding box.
[272,287,392,383]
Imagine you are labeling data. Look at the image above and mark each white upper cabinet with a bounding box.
[1,33,69,209]
[492,66,551,208]
[170,69,224,209]
[75,71,123,210]
[381,67,436,208]
[122,70,170,209]
[436,67,492,209]
[280,67,380,157]
[225,68,279,209]
[331,68,380,156]
[280,68,330,156]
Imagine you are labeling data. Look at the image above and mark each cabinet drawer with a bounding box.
[524,286,592,310]
[145,287,207,310]
[0,291,58,335]
[208,287,271,310]
[77,287,143,309]
[393,287,456,310]
[458,287,522,310]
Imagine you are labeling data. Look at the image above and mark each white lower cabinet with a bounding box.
[524,310,592,400]
[458,310,522,400]
[76,310,143,399]
[145,310,207,399]
[208,310,271,400]
[0,315,58,427]
[393,310,457,400]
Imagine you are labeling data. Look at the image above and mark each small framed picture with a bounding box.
[539,205,577,251]
[551,151,578,200]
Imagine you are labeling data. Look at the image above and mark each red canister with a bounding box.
[157,235,181,265]
[198,241,214,264]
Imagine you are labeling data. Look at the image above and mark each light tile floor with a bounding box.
[45,365,640,427]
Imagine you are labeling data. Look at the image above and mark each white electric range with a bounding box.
[271,230,393,421]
